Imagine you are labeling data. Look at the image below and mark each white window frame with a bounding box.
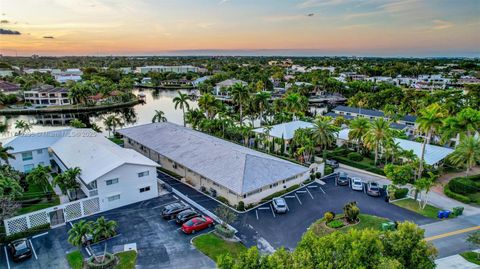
[107,194,120,202]
[138,171,149,177]
[106,178,119,186]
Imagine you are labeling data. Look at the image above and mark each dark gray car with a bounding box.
[337,172,349,186]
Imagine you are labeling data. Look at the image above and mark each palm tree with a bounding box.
[312,116,340,165]
[230,83,250,125]
[173,92,191,127]
[68,220,93,249]
[416,103,446,179]
[198,93,219,120]
[69,119,86,128]
[152,110,168,123]
[91,123,102,133]
[185,109,206,130]
[14,120,32,135]
[441,107,480,142]
[283,92,308,120]
[448,135,480,177]
[92,217,117,242]
[414,172,437,209]
[102,115,123,137]
[0,175,23,199]
[362,118,393,165]
[53,167,81,200]
[26,165,51,193]
[253,91,271,124]
[0,145,15,165]
[348,117,370,152]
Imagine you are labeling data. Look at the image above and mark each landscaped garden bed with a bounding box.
[66,250,137,269]
[444,174,480,204]
[392,198,454,219]
[310,213,389,237]
[460,251,480,265]
[192,233,246,262]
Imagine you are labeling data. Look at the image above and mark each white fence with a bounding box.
[4,196,101,236]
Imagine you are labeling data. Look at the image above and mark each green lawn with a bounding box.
[15,182,60,216]
[66,250,83,269]
[460,251,480,265]
[109,137,124,145]
[310,214,389,237]
[16,196,60,215]
[115,250,138,269]
[392,198,449,219]
[193,233,247,262]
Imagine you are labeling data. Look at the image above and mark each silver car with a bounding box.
[272,198,288,214]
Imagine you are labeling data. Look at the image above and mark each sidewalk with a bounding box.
[436,249,480,269]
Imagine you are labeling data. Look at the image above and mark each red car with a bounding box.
[181,216,214,234]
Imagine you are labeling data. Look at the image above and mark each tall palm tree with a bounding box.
[0,145,15,165]
[0,175,23,199]
[312,116,340,165]
[185,109,206,130]
[441,107,480,142]
[254,91,271,124]
[152,110,167,123]
[448,135,480,177]
[230,83,250,125]
[173,92,191,127]
[68,220,93,249]
[102,115,123,137]
[348,117,370,152]
[14,120,32,135]
[416,103,446,179]
[362,118,393,165]
[26,165,51,193]
[198,93,219,120]
[283,92,308,120]
[93,217,117,242]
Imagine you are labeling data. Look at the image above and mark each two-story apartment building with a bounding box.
[24,86,71,106]
[135,65,199,74]
[1,129,159,211]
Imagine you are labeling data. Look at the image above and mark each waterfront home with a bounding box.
[192,76,211,87]
[0,80,21,95]
[214,79,248,97]
[117,122,310,206]
[1,128,159,210]
[135,65,199,74]
[24,85,71,106]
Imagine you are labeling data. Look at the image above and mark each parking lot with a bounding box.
[1,194,216,269]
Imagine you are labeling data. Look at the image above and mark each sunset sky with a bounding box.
[0,0,479,57]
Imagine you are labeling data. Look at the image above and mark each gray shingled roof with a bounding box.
[118,123,308,195]
[332,106,417,124]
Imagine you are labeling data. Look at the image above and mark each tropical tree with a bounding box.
[102,114,123,137]
[26,165,51,193]
[0,145,15,165]
[293,128,315,163]
[173,92,191,127]
[441,107,480,142]
[414,172,437,209]
[253,91,271,124]
[69,119,86,128]
[92,217,117,242]
[198,93,220,120]
[448,135,480,176]
[91,123,102,133]
[312,116,340,165]
[230,83,250,125]
[362,118,393,165]
[152,110,168,123]
[53,167,81,200]
[0,175,23,199]
[348,117,370,152]
[283,92,308,119]
[14,120,32,135]
[185,108,206,130]
[416,104,446,179]
[68,220,93,249]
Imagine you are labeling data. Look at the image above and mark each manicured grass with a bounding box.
[460,251,480,265]
[193,233,247,262]
[115,250,138,269]
[310,214,389,237]
[16,196,60,215]
[392,198,450,219]
[66,250,84,269]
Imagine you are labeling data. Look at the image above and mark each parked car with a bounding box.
[176,209,200,224]
[162,203,190,219]
[272,197,288,214]
[326,159,339,168]
[351,177,364,191]
[366,181,381,197]
[7,238,32,262]
[337,172,349,186]
[181,216,214,234]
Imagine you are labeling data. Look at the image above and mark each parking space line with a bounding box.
[269,204,276,218]
[4,246,10,269]
[255,209,259,220]
[319,186,326,194]
[295,193,302,205]
[32,232,48,239]
[28,239,38,260]
[305,188,314,199]
[85,246,92,256]
[307,185,318,188]
[296,190,307,193]
[284,195,295,198]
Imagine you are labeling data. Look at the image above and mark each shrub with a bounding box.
[444,184,471,203]
[324,165,334,176]
[394,188,409,199]
[1,223,50,243]
[310,174,316,181]
[315,172,322,179]
[216,196,230,206]
[327,219,344,229]
[347,152,363,162]
[324,212,334,223]
[448,178,478,195]
[237,201,245,211]
[261,184,300,202]
[86,253,116,269]
[343,201,360,223]
[214,224,235,239]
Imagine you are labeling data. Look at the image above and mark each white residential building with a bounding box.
[1,129,159,211]
[135,65,199,74]
[192,76,211,87]
[0,69,14,77]
[24,86,71,106]
[214,79,247,96]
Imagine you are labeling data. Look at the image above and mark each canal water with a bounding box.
[0,89,198,138]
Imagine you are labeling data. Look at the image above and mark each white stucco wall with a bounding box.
[6,148,51,173]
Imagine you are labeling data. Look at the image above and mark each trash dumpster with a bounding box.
[453,207,464,216]
[437,210,445,219]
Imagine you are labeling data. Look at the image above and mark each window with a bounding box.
[37,149,43,154]
[138,171,149,177]
[139,186,151,193]
[23,164,34,173]
[107,194,120,202]
[106,178,119,186]
[22,152,33,161]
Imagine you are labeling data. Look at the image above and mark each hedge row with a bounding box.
[448,178,480,195]
[444,184,472,204]
[0,223,50,243]
[332,156,385,176]
[261,184,300,203]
